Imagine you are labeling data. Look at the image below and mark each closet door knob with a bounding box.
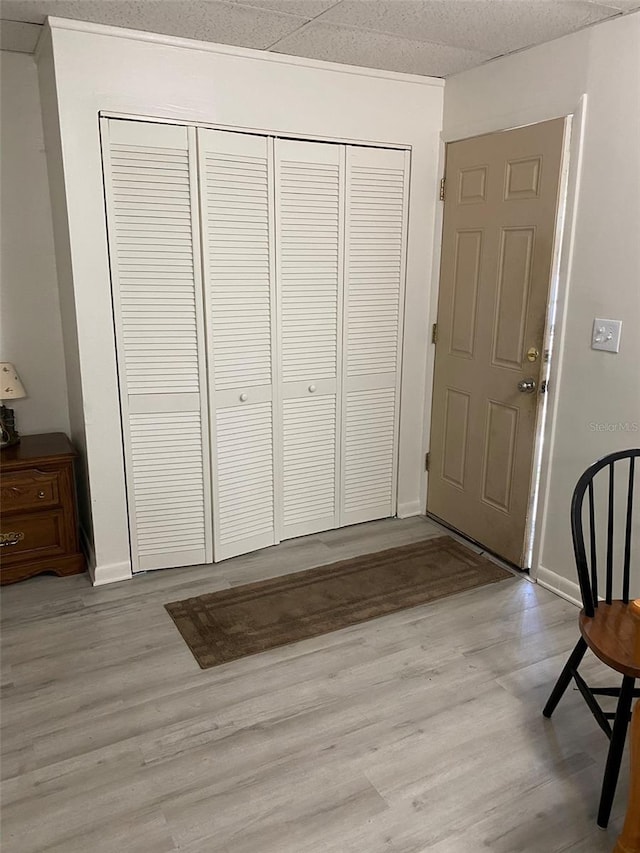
[239,393,248,402]
[308,385,316,393]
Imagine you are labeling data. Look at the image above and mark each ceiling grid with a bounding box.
[1,0,639,76]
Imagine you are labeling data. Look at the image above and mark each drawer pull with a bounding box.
[38,491,46,499]
[0,532,25,548]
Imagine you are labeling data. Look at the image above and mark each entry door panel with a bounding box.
[275,139,344,540]
[341,146,409,525]
[102,118,212,572]
[427,118,566,566]
[199,129,277,560]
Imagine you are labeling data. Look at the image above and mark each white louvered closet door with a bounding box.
[101,119,212,571]
[340,146,409,526]
[275,139,344,541]
[198,129,278,561]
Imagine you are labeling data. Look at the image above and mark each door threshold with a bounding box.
[425,512,529,576]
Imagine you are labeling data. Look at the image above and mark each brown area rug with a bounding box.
[165,536,512,669]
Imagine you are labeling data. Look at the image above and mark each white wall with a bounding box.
[0,51,69,436]
[37,20,444,584]
[21,13,638,590]
[444,12,640,600]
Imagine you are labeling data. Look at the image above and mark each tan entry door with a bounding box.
[427,118,566,567]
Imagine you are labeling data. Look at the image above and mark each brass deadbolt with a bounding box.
[526,347,539,363]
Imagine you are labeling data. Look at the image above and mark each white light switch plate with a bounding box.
[592,318,622,353]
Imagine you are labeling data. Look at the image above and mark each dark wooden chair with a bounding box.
[542,448,640,828]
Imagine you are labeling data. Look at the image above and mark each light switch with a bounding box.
[592,318,622,353]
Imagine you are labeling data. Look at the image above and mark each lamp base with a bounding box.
[0,404,20,448]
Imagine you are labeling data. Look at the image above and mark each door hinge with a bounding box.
[431,323,438,344]
[439,177,446,201]
[425,452,430,472]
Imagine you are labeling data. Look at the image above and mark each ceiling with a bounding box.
[1,0,639,77]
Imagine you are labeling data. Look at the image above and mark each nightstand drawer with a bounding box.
[0,510,67,563]
[0,434,85,583]
[1,469,60,512]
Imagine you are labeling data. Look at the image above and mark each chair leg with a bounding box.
[597,675,636,829]
[543,637,587,718]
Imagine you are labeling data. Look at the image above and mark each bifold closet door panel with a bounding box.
[341,146,409,526]
[275,139,344,541]
[198,129,278,561]
[101,118,212,571]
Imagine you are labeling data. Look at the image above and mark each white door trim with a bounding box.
[39,17,445,90]
[100,110,413,153]
[529,95,588,582]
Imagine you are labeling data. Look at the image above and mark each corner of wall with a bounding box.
[0,47,71,436]
[36,30,94,547]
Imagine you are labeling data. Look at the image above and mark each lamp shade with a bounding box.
[0,363,27,400]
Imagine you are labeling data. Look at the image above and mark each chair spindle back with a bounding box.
[571,449,639,617]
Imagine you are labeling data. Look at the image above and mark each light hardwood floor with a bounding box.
[0,517,629,852]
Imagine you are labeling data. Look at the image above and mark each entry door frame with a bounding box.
[423,95,588,579]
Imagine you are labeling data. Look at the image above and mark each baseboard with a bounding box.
[536,565,582,608]
[80,525,133,585]
[90,559,133,586]
[397,500,423,519]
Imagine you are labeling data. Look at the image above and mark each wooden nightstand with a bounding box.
[0,433,86,584]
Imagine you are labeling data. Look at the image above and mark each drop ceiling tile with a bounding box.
[228,0,340,17]
[271,21,492,76]
[0,20,42,52]
[0,0,309,50]
[586,0,640,9]
[318,0,616,54]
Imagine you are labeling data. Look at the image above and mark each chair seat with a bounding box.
[579,601,640,678]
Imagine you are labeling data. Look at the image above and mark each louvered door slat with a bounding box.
[201,132,272,393]
[275,140,344,541]
[341,147,409,526]
[102,119,211,571]
[277,142,341,385]
[282,395,337,534]
[214,402,275,552]
[343,388,396,514]
[199,129,277,560]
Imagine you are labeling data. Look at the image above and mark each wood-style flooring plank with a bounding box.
[0,517,628,852]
